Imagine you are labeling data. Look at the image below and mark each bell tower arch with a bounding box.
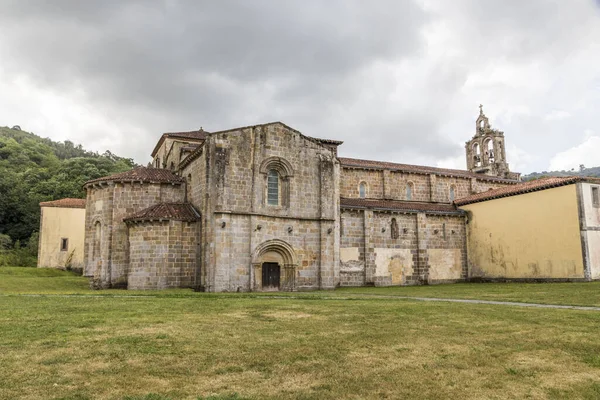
[465,105,520,180]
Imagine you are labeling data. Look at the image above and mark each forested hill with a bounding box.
[0,125,136,245]
[523,165,600,181]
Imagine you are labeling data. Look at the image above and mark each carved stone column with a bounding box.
[282,264,297,291]
[252,263,262,292]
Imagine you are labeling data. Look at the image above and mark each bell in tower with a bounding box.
[465,105,521,181]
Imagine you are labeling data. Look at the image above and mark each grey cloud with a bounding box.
[0,0,598,171]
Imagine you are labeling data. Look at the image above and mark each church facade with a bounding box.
[82,108,522,291]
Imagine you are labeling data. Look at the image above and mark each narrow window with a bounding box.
[406,183,413,201]
[449,186,455,202]
[93,222,101,259]
[473,143,481,167]
[60,238,69,252]
[267,169,279,205]
[593,187,599,208]
[359,182,366,199]
[391,218,399,239]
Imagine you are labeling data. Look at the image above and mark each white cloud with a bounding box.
[549,135,600,171]
[544,110,572,121]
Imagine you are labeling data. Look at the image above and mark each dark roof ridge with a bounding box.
[340,197,464,215]
[84,166,184,187]
[39,198,86,209]
[454,176,591,206]
[339,157,519,183]
[151,128,208,157]
[123,202,200,223]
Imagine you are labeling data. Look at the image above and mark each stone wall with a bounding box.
[83,181,185,288]
[127,220,198,289]
[212,214,337,291]
[340,167,512,203]
[184,122,340,292]
[339,208,466,286]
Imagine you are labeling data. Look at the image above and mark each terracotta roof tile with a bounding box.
[340,197,464,214]
[39,198,86,209]
[454,176,587,205]
[339,157,519,183]
[84,167,185,186]
[123,203,200,223]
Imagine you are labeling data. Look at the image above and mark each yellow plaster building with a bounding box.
[456,177,600,281]
[38,198,86,270]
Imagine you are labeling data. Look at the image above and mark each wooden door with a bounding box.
[262,262,280,290]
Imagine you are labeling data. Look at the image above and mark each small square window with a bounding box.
[60,238,69,252]
[593,187,599,208]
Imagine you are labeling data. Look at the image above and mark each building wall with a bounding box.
[189,123,339,292]
[340,167,512,203]
[38,207,86,269]
[153,138,202,170]
[579,182,600,279]
[127,220,198,289]
[339,209,466,286]
[460,184,584,279]
[83,181,185,288]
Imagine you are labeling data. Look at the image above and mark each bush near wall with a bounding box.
[0,233,37,267]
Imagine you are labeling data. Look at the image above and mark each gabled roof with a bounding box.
[177,121,343,171]
[151,129,209,157]
[123,203,200,223]
[454,176,597,206]
[339,157,519,183]
[39,198,86,209]
[340,197,464,215]
[84,167,185,187]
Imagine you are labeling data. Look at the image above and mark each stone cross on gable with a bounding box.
[479,104,483,115]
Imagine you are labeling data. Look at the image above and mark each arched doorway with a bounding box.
[252,239,298,292]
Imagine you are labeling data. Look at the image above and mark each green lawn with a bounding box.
[2,267,600,399]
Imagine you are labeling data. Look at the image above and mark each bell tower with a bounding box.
[465,105,520,180]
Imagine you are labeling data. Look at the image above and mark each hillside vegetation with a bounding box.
[0,125,135,264]
[523,165,600,181]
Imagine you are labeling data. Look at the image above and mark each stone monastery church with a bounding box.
[78,106,560,292]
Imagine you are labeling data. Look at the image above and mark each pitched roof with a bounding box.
[454,176,591,206]
[151,129,208,157]
[340,197,464,215]
[339,157,519,183]
[84,167,185,187]
[123,203,200,223]
[39,198,86,209]
[162,130,208,140]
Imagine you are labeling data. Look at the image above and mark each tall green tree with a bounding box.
[0,126,136,244]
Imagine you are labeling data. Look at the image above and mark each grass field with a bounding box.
[2,267,600,399]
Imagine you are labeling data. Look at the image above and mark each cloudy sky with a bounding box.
[1,0,599,173]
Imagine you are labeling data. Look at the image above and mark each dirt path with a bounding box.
[6,293,600,311]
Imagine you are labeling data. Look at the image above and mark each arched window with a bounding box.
[473,143,481,167]
[260,157,294,208]
[391,218,399,239]
[267,169,279,206]
[93,221,102,259]
[485,139,494,163]
[155,157,161,168]
[449,185,456,202]
[406,182,413,201]
[359,182,366,199]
